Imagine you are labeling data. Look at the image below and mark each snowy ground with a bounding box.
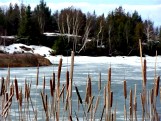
[0,43,57,64]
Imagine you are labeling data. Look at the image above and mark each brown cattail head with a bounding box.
[123,80,127,99]
[108,67,111,83]
[58,58,62,81]
[107,67,111,94]
[52,72,55,91]
[66,70,69,91]
[110,91,113,107]
[151,88,154,104]
[88,75,92,98]
[0,77,5,96]
[57,58,62,95]
[14,78,19,100]
[19,88,22,107]
[129,89,133,117]
[50,79,53,96]
[155,76,160,97]
[74,84,83,104]
[43,75,46,93]
[143,59,147,86]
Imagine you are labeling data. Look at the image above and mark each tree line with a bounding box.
[0,0,161,56]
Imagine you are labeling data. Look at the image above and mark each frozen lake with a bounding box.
[0,56,161,120]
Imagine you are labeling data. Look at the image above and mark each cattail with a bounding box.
[110,91,113,107]
[57,58,62,81]
[66,70,69,91]
[107,67,111,94]
[129,89,133,119]
[52,72,55,91]
[134,84,137,111]
[69,51,74,98]
[45,94,48,112]
[14,78,19,100]
[5,92,8,106]
[74,84,83,104]
[36,64,39,86]
[143,59,147,86]
[19,89,22,107]
[85,75,90,104]
[43,75,46,94]
[0,77,5,96]
[50,79,53,96]
[88,75,92,98]
[151,88,154,104]
[57,57,62,96]
[98,72,101,91]
[108,67,111,82]
[140,93,145,112]
[40,91,46,112]
[123,80,127,99]
[155,76,160,97]
[104,86,106,107]
[10,82,14,97]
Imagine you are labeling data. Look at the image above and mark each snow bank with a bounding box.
[0,43,55,63]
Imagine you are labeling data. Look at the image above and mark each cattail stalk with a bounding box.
[98,72,101,91]
[87,96,94,113]
[160,87,161,102]
[69,51,74,98]
[36,64,39,86]
[134,84,137,120]
[43,75,46,94]
[57,57,62,121]
[129,89,133,121]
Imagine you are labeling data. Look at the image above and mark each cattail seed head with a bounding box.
[123,80,127,99]
[14,78,19,100]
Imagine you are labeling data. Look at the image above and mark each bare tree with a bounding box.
[78,13,92,53]
[58,7,85,52]
[144,20,154,42]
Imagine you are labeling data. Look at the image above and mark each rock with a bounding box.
[0,53,52,67]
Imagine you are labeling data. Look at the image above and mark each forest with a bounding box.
[0,0,161,56]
